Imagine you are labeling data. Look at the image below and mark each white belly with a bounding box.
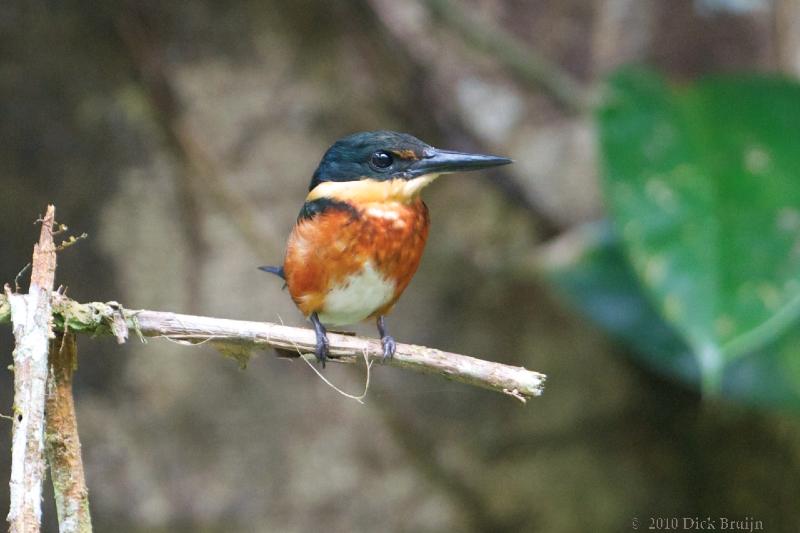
[318,261,396,326]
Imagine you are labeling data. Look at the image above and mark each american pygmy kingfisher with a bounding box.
[261,131,511,366]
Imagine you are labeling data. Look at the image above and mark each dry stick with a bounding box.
[0,297,545,402]
[45,332,92,533]
[135,309,545,401]
[6,205,57,533]
[423,0,593,113]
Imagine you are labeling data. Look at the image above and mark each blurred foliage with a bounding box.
[543,221,800,409]
[546,68,800,407]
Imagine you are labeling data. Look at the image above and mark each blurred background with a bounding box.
[2,0,800,531]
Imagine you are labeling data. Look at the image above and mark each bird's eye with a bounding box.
[370,150,394,169]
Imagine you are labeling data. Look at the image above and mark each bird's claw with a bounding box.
[310,312,329,368]
[381,335,396,360]
[315,334,329,368]
[376,315,395,361]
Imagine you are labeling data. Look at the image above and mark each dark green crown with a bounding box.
[309,130,511,190]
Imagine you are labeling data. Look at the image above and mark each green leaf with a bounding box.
[598,69,800,391]
[541,221,698,383]
[542,221,800,409]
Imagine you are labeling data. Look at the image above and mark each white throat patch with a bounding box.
[307,174,440,204]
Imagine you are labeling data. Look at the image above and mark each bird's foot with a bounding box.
[376,315,396,360]
[316,337,330,368]
[310,312,329,368]
[380,335,396,360]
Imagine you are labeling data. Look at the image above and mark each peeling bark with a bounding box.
[45,332,92,533]
[7,205,57,533]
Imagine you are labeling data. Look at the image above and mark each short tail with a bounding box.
[258,265,285,280]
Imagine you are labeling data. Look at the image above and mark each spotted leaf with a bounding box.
[598,69,800,391]
[543,221,800,409]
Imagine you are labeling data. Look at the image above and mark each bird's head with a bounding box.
[306,131,511,203]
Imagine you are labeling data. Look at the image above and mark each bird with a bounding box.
[261,131,511,366]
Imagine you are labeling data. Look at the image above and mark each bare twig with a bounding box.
[423,0,592,112]
[7,205,57,533]
[136,309,545,400]
[14,263,31,293]
[0,295,545,401]
[45,331,92,533]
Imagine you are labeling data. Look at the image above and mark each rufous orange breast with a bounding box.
[284,196,429,326]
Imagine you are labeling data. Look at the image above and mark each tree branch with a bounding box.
[45,332,93,533]
[0,296,545,403]
[6,205,57,533]
[423,0,593,113]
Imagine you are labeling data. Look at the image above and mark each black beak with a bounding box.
[407,148,512,178]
